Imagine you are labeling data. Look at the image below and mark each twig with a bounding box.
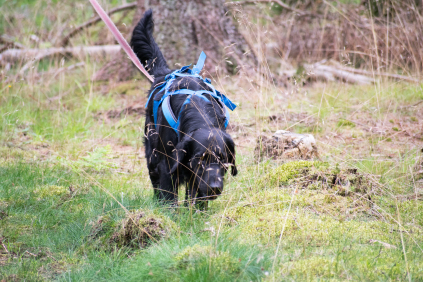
[369,239,397,249]
[47,62,85,83]
[60,2,137,47]
[0,237,9,253]
[398,100,423,109]
[24,250,38,257]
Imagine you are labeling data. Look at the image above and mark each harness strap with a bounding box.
[148,52,236,135]
[145,82,166,108]
[162,95,178,130]
[192,51,206,75]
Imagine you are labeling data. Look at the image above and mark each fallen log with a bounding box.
[1,45,121,72]
[304,61,376,85]
[328,59,420,83]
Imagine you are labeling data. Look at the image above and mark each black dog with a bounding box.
[131,10,237,207]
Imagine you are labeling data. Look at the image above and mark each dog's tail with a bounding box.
[130,9,170,78]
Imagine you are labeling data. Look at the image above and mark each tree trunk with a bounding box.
[94,0,256,81]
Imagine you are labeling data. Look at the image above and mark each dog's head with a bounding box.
[170,128,237,200]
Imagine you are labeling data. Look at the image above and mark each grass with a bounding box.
[1,0,423,280]
[2,68,422,280]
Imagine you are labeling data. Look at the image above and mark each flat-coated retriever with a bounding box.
[131,9,237,207]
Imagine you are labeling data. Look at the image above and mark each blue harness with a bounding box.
[145,52,237,136]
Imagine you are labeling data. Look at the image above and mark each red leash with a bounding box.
[88,0,154,82]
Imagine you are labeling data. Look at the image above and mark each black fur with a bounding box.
[130,9,170,77]
[131,9,238,206]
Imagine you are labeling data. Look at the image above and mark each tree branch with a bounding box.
[0,35,25,53]
[60,2,137,47]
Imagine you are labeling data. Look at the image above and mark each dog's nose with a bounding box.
[209,181,223,195]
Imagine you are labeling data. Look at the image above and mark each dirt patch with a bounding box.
[89,210,176,250]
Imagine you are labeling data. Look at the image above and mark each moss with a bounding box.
[174,245,241,274]
[337,119,356,127]
[257,161,316,188]
[219,205,391,245]
[33,185,69,200]
[215,163,388,244]
[273,256,336,279]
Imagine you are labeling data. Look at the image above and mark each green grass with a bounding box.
[1,56,422,281]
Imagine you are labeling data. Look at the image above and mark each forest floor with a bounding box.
[1,60,423,281]
[1,0,423,280]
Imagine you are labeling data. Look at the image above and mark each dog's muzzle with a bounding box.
[202,163,224,199]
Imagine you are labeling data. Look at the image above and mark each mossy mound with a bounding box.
[258,161,377,198]
[89,210,177,250]
[217,199,391,244]
[214,161,387,243]
[174,244,241,274]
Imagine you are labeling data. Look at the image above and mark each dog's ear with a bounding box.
[224,134,238,176]
[170,134,192,174]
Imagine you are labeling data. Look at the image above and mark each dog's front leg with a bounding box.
[185,178,208,211]
[157,161,179,204]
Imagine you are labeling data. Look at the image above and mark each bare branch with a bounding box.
[60,2,137,47]
[0,35,25,53]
